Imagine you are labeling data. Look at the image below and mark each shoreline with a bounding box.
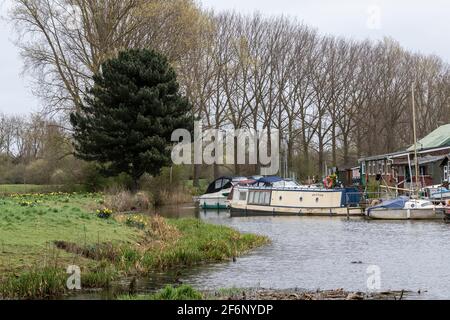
[207,288,413,300]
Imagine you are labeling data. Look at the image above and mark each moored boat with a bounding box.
[443,201,450,222]
[196,176,248,209]
[429,188,450,201]
[366,196,444,220]
[229,177,363,217]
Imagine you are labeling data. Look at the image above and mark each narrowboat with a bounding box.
[229,177,363,217]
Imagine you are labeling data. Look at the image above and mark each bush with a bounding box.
[141,166,192,206]
[24,159,53,185]
[96,208,113,219]
[104,190,152,213]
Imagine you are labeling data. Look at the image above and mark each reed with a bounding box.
[119,285,203,300]
[0,267,66,299]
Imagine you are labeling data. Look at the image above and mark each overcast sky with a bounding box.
[1,0,450,115]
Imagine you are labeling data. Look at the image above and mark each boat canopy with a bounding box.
[205,176,249,194]
[367,196,410,214]
[205,177,233,194]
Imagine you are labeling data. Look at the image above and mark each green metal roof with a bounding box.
[408,124,450,151]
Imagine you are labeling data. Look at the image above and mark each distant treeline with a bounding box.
[7,0,450,180]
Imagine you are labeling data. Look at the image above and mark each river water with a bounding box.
[153,205,450,300]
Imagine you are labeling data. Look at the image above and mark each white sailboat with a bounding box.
[366,85,443,220]
[367,197,444,220]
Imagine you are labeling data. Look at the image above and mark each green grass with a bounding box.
[119,285,204,300]
[0,192,268,299]
[140,219,268,270]
[0,192,139,276]
[0,184,86,195]
[0,267,67,299]
[118,286,247,301]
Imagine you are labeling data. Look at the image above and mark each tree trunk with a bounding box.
[234,136,240,175]
[343,132,350,166]
[193,164,200,188]
[318,137,325,177]
[331,123,337,167]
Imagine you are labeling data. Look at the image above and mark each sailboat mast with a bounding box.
[412,84,420,197]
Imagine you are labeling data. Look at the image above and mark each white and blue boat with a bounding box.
[196,176,248,210]
[366,196,444,220]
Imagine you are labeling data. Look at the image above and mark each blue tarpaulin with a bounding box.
[343,188,361,206]
[367,196,409,214]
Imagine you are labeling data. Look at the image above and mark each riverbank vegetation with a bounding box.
[0,192,268,299]
[119,285,409,301]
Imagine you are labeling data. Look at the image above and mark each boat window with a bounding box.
[248,191,271,206]
[264,192,271,205]
[260,192,266,204]
[215,179,223,190]
[239,192,247,201]
[421,202,432,208]
[248,191,254,204]
[254,192,261,204]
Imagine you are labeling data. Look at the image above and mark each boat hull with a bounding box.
[197,190,230,210]
[229,186,363,217]
[367,209,444,220]
[230,205,363,217]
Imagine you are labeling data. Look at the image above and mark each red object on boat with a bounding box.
[237,179,257,186]
[227,179,257,200]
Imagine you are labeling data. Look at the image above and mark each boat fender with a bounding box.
[325,176,333,189]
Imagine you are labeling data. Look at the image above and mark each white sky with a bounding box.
[1,0,450,115]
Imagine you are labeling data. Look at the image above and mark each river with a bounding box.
[160,205,450,300]
[71,205,450,299]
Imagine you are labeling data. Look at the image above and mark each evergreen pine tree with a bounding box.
[70,49,192,187]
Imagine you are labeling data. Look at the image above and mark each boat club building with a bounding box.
[358,124,450,190]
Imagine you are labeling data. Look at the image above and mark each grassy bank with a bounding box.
[0,192,268,299]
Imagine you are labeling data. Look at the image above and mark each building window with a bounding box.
[420,166,427,176]
[361,163,366,175]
